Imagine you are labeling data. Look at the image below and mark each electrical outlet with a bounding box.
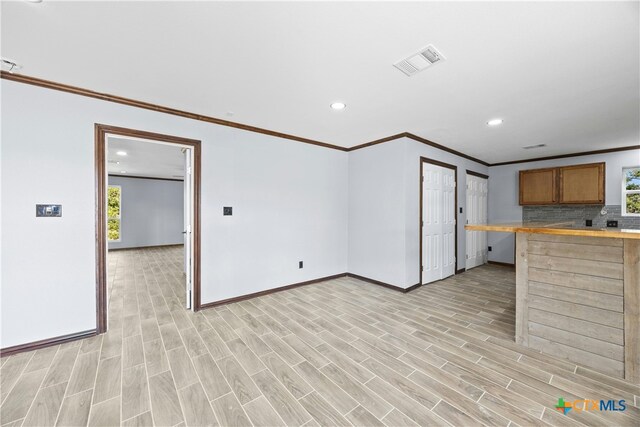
[459,207,463,214]
[606,220,618,228]
[223,207,232,216]
[299,261,303,269]
[488,246,492,252]
[586,219,593,227]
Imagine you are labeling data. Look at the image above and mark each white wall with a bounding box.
[348,140,407,287]
[488,149,640,264]
[348,137,489,289]
[108,176,184,250]
[1,80,348,348]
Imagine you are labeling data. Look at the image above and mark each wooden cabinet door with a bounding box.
[559,162,605,204]
[519,168,558,205]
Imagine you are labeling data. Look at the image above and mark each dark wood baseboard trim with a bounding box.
[404,282,422,293]
[346,273,421,293]
[456,268,466,274]
[488,261,516,268]
[200,271,426,310]
[108,243,184,251]
[1,329,97,358]
[200,273,348,309]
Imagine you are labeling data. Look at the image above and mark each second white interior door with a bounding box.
[466,174,488,270]
[422,162,456,285]
[183,148,193,309]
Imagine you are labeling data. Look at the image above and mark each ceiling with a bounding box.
[107,137,184,180]
[2,1,638,163]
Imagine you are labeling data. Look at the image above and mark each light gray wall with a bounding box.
[1,80,348,348]
[348,137,489,289]
[348,140,407,287]
[108,176,184,250]
[487,148,640,264]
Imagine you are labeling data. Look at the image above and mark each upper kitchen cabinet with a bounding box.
[558,162,605,204]
[518,162,606,206]
[519,167,558,205]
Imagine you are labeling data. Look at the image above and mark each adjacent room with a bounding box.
[1,1,639,427]
[106,136,193,317]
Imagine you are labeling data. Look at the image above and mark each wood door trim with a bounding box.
[466,169,489,180]
[96,124,203,334]
[420,157,458,285]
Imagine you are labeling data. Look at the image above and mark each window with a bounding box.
[622,167,640,216]
[108,185,122,241]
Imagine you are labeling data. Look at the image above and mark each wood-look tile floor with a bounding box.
[1,246,639,426]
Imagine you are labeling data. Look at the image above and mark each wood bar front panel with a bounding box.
[521,234,625,378]
[623,239,640,384]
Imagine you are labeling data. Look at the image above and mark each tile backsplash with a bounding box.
[523,205,640,229]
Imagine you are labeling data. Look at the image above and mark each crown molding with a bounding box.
[489,145,640,167]
[3,72,637,167]
[346,132,490,166]
[0,71,347,152]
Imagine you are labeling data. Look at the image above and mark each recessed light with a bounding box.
[330,102,346,110]
[116,151,127,156]
[487,119,503,126]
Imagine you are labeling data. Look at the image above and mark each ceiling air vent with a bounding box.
[522,144,547,150]
[394,44,445,77]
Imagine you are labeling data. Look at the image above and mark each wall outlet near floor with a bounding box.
[586,219,593,227]
[299,261,303,269]
[606,220,618,228]
[488,246,492,251]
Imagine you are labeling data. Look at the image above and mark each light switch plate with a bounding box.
[36,204,62,217]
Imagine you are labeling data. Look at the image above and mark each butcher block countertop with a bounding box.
[465,221,640,239]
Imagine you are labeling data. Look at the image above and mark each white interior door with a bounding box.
[466,174,488,270]
[422,162,456,284]
[183,149,193,309]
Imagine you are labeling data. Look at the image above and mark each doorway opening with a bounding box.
[95,124,201,334]
[466,170,489,270]
[420,157,457,285]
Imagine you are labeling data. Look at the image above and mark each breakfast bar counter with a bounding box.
[465,222,640,384]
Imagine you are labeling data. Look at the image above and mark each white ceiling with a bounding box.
[107,137,184,180]
[2,1,638,163]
